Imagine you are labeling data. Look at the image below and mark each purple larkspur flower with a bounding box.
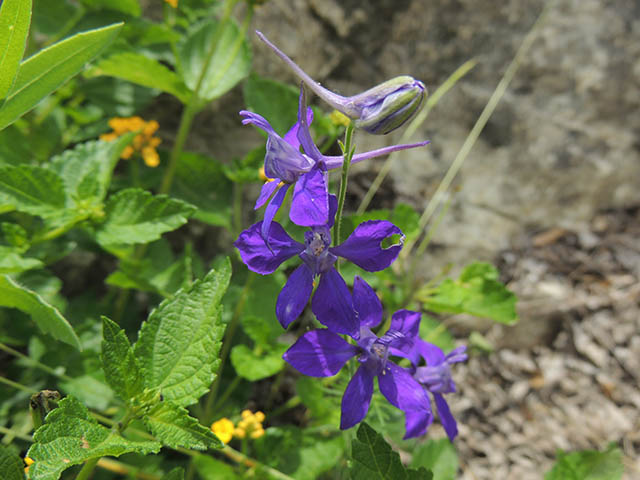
[412,341,467,441]
[256,31,426,135]
[233,196,404,337]
[283,277,432,438]
[240,86,429,241]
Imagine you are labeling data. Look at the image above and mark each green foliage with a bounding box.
[417,262,518,325]
[162,467,186,480]
[179,19,251,103]
[0,165,67,219]
[0,274,80,349]
[86,52,191,103]
[193,455,240,480]
[243,74,299,135]
[419,315,455,353]
[0,444,24,480]
[134,260,231,407]
[144,402,222,450]
[0,0,32,99]
[95,188,196,246]
[0,246,42,274]
[0,22,123,130]
[101,316,143,402]
[296,376,341,425]
[79,0,141,17]
[350,423,433,480]
[545,445,624,480]
[230,343,286,381]
[410,439,459,480]
[27,396,160,480]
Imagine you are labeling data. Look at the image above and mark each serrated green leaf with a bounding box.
[0,444,24,480]
[86,52,191,103]
[0,246,43,273]
[350,423,433,480]
[410,439,458,480]
[0,0,32,99]
[193,455,239,480]
[101,316,143,402]
[179,19,251,103]
[144,402,222,450]
[134,261,231,406]
[230,343,286,381]
[162,467,185,480]
[545,444,623,480]
[95,188,196,246]
[0,23,123,130]
[243,74,299,135]
[49,135,134,206]
[27,396,160,480]
[0,274,80,349]
[0,165,66,218]
[419,262,518,325]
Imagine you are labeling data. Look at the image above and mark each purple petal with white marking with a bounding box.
[290,166,329,227]
[283,329,357,377]
[234,221,303,275]
[276,264,313,329]
[340,365,374,430]
[390,310,421,339]
[311,267,358,337]
[352,276,382,328]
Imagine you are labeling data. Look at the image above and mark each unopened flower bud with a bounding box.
[256,31,426,135]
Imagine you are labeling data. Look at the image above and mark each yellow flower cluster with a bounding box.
[100,116,162,167]
[164,0,178,8]
[235,409,265,439]
[211,417,235,444]
[24,457,34,474]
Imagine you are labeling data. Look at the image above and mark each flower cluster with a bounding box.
[211,410,266,444]
[235,33,465,440]
[164,0,178,8]
[100,116,162,167]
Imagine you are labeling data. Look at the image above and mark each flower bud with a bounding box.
[256,31,426,135]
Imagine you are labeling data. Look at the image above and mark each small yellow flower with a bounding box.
[100,116,163,167]
[211,418,234,444]
[329,110,351,127]
[234,410,266,440]
[250,427,265,439]
[164,0,178,8]
[24,457,34,474]
[233,427,246,439]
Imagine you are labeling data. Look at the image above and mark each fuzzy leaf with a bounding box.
[545,445,623,480]
[27,396,160,480]
[0,274,80,349]
[144,402,222,450]
[0,444,24,480]
[350,423,433,480]
[101,316,143,402]
[134,261,231,406]
[86,52,191,103]
[0,23,123,130]
[95,188,195,246]
[0,165,66,218]
[0,0,32,99]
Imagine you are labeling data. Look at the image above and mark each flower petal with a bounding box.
[276,264,313,328]
[390,310,421,339]
[261,183,291,243]
[283,329,357,377]
[311,267,358,337]
[322,140,431,171]
[340,365,374,430]
[378,362,432,439]
[290,166,329,227]
[434,392,458,441]
[352,276,382,328]
[234,221,303,274]
[330,220,404,272]
[240,110,276,135]
[296,86,324,160]
[264,135,314,183]
[283,106,313,149]
[254,179,281,210]
[417,339,446,366]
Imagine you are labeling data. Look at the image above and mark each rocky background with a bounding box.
[191,0,640,478]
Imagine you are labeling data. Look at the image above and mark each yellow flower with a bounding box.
[24,457,34,474]
[165,0,178,7]
[329,110,351,127]
[234,410,266,440]
[100,116,162,167]
[211,418,234,444]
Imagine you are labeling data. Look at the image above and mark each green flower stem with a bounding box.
[0,342,73,382]
[75,457,99,480]
[211,375,242,413]
[31,214,90,245]
[0,375,37,394]
[333,123,355,270]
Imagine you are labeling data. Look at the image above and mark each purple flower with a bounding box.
[233,196,404,337]
[256,31,426,135]
[412,341,467,441]
[283,277,432,438]
[241,86,429,241]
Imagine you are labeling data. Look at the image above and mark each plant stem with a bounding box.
[0,342,73,382]
[96,458,161,480]
[75,457,99,480]
[333,123,355,262]
[212,375,242,412]
[0,425,32,442]
[0,375,37,394]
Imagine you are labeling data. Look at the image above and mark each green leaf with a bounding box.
[171,152,232,229]
[101,316,143,402]
[144,402,222,450]
[193,454,240,480]
[59,373,114,412]
[296,376,340,426]
[79,0,141,17]
[230,343,286,381]
[134,261,231,406]
[350,423,433,480]
[0,165,66,218]
[162,467,185,480]
[49,135,134,206]
[0,444,24,480]
[95,188,196,246]
[27,396,160,480]
[419,315,455,353]
[179,19,251,103]
[410,439,458,480]
[0,0,32,99]
[0,22,123,130]
[243,74,299,135]
[418,262,518,325]
[86,52,191,103]
[0,246,43,274]
[0,274,80,349]
[545,444,623,480]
